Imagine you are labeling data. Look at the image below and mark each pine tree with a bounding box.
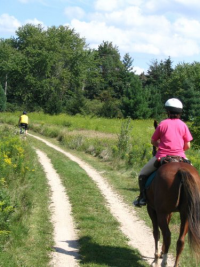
[0,84,6,111]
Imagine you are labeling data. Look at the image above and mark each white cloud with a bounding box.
[174,18,200,39]
[66,0,200,60]
[69,19,129,46]
[94,0,124,11]
[70,19,162,55]
[18,0,30,3]
[147,33,199,57]
[1,0,200,69]
[70,13,200,58]
[18,0,49,4]
[91,6,143,27]
[25,18,46,28]
[94,0,145,12]
[64,6,85,20]
[133,66,145,74]
[175,0,200,6]
[144,0,170,12]
[0,14,21,33]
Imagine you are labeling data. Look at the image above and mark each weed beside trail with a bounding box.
[0,125,53,267]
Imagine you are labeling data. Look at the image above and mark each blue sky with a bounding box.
[1,0,200,74]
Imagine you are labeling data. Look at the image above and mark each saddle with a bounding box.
[145,156,191,189]
[154,155,191,168]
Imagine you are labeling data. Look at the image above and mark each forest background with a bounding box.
[1,24,200,122]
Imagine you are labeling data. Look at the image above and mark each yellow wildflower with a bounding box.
[4,157,12,165]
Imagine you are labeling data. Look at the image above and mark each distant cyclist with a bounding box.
[19,111,29,135]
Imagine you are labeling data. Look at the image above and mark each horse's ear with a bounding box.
[154,120,158,129]
[152,120,158,156]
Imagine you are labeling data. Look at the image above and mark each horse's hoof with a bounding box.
[154,252,163,259]
[151,259,159,266]
[154,252,160,259]
[161,260,167,266]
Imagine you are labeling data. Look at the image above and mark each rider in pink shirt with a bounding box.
[133,98,193,207]
[152,118,192,159]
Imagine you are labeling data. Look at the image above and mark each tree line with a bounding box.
[1,24,200,121]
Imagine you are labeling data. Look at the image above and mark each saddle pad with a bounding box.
[145,171,157,188]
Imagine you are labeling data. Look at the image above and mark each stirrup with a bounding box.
[133,196,146,207]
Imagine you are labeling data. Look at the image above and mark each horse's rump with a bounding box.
[147,162,188,212]
[147,162,200,211]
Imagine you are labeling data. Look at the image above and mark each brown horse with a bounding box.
[146,162,200,266]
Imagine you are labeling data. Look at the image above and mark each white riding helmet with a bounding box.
[165,98,183,113]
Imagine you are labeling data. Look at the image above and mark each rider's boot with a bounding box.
[133,175,148,207]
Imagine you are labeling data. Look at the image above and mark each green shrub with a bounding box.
[0,85,6,112]
[0,185,14,237]
[190,117,200,149]
[83,99,103,116]
[117,117,132,159]
[0,128,28,242]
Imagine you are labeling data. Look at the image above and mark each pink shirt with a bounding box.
[152,118,193,159]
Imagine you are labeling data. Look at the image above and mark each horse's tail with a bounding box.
[177,169,200,260]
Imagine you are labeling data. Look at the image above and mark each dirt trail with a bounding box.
[30,133,175,267]
[36,149,80,267]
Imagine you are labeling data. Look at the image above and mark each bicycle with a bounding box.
[19,125,26,139]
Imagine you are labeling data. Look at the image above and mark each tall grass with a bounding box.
[0,125,53,267]
[1,111,199,170]
[0,112,156,171]
[0,111,154,135]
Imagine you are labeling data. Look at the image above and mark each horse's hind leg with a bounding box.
[174,213,188,267]
[157,213,171,266]
[147,206,160,261]
[161,213,172,257]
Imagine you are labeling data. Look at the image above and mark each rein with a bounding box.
[152,120,158,156]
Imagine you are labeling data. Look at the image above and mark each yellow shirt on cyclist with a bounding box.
[19,115,28,124]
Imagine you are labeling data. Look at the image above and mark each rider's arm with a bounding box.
[184,141,190,151]
[151,139,160,147]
